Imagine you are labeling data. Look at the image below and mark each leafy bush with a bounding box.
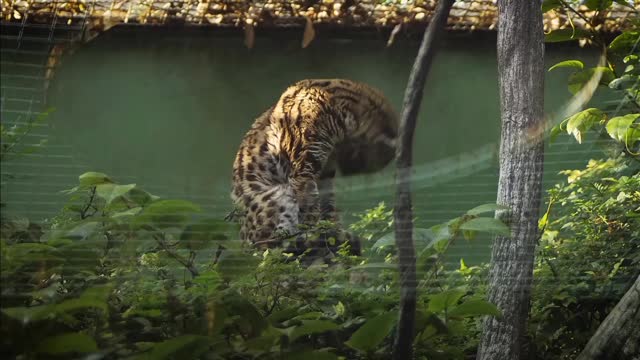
[530,156,640,359]
[544,0,639,157]
[532,9,640,357]
[0,171,503,359]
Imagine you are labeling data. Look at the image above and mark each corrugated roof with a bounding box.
[1,0,637,33]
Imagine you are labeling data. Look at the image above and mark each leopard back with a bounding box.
[231,79,398,250]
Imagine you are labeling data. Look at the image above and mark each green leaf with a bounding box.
[606,114,639,144]
[349,262,396,271]
[127,188,159,206]
[613,0,635,8]
[462,229,476,241]
[548,60,584,72]
[65,221,100,240]
[78,172,112,187]
[544,28,590,43]
[2,305,52,323]
[584,0,613,10]
[242,331,279,352]
[180,218,236,250]
[96,183,136,206]
[609,31,640,56]
[289,320,340,342]
[549,122,565,142]
[539,210,550,230]
[334,301,346,317]
[268,308,300,324]
[222,292,268,337]
[428,289,466,313]
[564,108,606,143]
[372,232,395,249]
[608,74,638,90]
[448,300,502,318]
[135,199,201,228]
[111,207,142,220]
[345,311,397,352]
[625,127,640,147]
[3,285,110,323]
[568,67,615,94]
[216,251,259,280]
[36,333,97,354]
[293,312,325,320]
[134,335,211,360]
[3,243,63,270]
[6,242,57,254]
[414,228,436,248]
[372,228,433,250]
[81,284,113,301]
[459,217,510,236]
[466,203,509,216]
[460,258,468,271]
[54,285,112,314]
[58,241,104,275]
[541,0,562,12]
[53,297,108,315]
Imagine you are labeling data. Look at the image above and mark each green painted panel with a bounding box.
[3,30,608,264]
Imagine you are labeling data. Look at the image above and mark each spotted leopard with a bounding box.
[231,79,398,254]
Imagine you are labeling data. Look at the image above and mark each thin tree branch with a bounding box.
[153,232,200,278]
[80,187,97,219]
[392,0,454,359]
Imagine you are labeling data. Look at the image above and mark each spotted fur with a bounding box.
[231,79,398,252]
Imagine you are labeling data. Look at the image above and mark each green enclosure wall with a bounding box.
[1,28,606,264]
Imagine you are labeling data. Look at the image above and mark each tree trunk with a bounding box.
[476,0,545,359]
[577,274,640,360]
[392,1,454,359]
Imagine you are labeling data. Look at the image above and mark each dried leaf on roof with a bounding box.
[1,0,637,33]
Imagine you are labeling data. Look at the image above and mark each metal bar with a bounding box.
[0,22,85,31]
[1,109,49,116]
[0,74,46,80]
[1,35,76,44]
[0,85,46,92]
[0,61,51,69]
[1,97,43,104]
[0,48,51,56]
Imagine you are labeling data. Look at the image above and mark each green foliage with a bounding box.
[1,110,53,225]
[36,333,98,355]
[547,20,640,156]
[606,113,640,148]
[0,109,52,162]
[562,108,606,144]
[536,5,639,358]
[0,171,502,359]
[544,28,591,43]
[133,335,212,360]
[458,217,510,236]
[541,0,563,13]
[567,67,615,95]
[345,311,396,353]
[584,0,613,11]
[531,157,640,359]
[549,60,584,72]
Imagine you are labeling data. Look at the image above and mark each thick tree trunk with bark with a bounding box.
[577,275,640,360]
[476,0,545,359]
[391,0,454,359]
